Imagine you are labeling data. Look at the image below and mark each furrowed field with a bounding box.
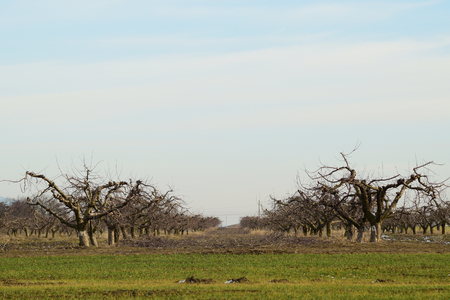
[1,229,450,299]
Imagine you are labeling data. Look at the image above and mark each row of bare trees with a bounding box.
[241,152,448,243]
[0,197,220,246]
[1,164,220,247]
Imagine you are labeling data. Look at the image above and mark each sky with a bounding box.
[1,0,450,226]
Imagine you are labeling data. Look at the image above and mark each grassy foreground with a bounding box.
[1,253,450,299]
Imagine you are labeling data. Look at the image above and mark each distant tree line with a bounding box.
[240,151,448,243]
[1,163,220,247]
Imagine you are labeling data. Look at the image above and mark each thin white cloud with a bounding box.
[1,36,449,95]
[1,37,449,133]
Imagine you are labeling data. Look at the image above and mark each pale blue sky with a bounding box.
[1,1,450,225]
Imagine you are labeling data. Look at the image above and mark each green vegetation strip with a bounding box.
[1,253,450,299]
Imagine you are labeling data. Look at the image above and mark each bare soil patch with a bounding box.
[1,228,450,257]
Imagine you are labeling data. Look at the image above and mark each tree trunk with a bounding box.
[88,221,98,247]
[130,227,136,239]
[346,224,355,241]
[78,230,90,247]
[108,228,115,246]
[356,226,365,243]
[121,226,128,240]
[442,221,446,235]
[370,226,377,243]
[326,222,332,238]
[302,226,308,236]
[114,228,120,244]
[89,234,98,247]
[376,223,382,242]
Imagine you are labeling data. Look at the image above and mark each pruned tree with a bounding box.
[103,187,183,245]
[309,151,447,242]
[266,188,338,237]
[20,164,151,247]
[240,216,265,230]
[426,193,449,234]
[264,200,297,234]
[4,198,35,237]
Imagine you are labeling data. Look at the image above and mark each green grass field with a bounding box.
[1,253,450,299]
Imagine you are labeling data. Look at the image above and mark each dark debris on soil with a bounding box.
[269,279,289,283]
[225,277,250,284]
[177,276,215,284]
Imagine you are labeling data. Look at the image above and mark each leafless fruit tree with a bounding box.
[19,164,150,247]
[309,151,446,242]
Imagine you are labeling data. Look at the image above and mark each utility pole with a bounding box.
[258,200,261,218]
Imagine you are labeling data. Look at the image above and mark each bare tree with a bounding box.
[4,198,34,237]
[20,164,150,247]
[310,151,446,242]
[103,187,183,245]
[240,216,265,230]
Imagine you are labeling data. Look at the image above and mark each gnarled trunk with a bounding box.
[78,230,90,247]
[376,223,382,242]
[88,221,98,247]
